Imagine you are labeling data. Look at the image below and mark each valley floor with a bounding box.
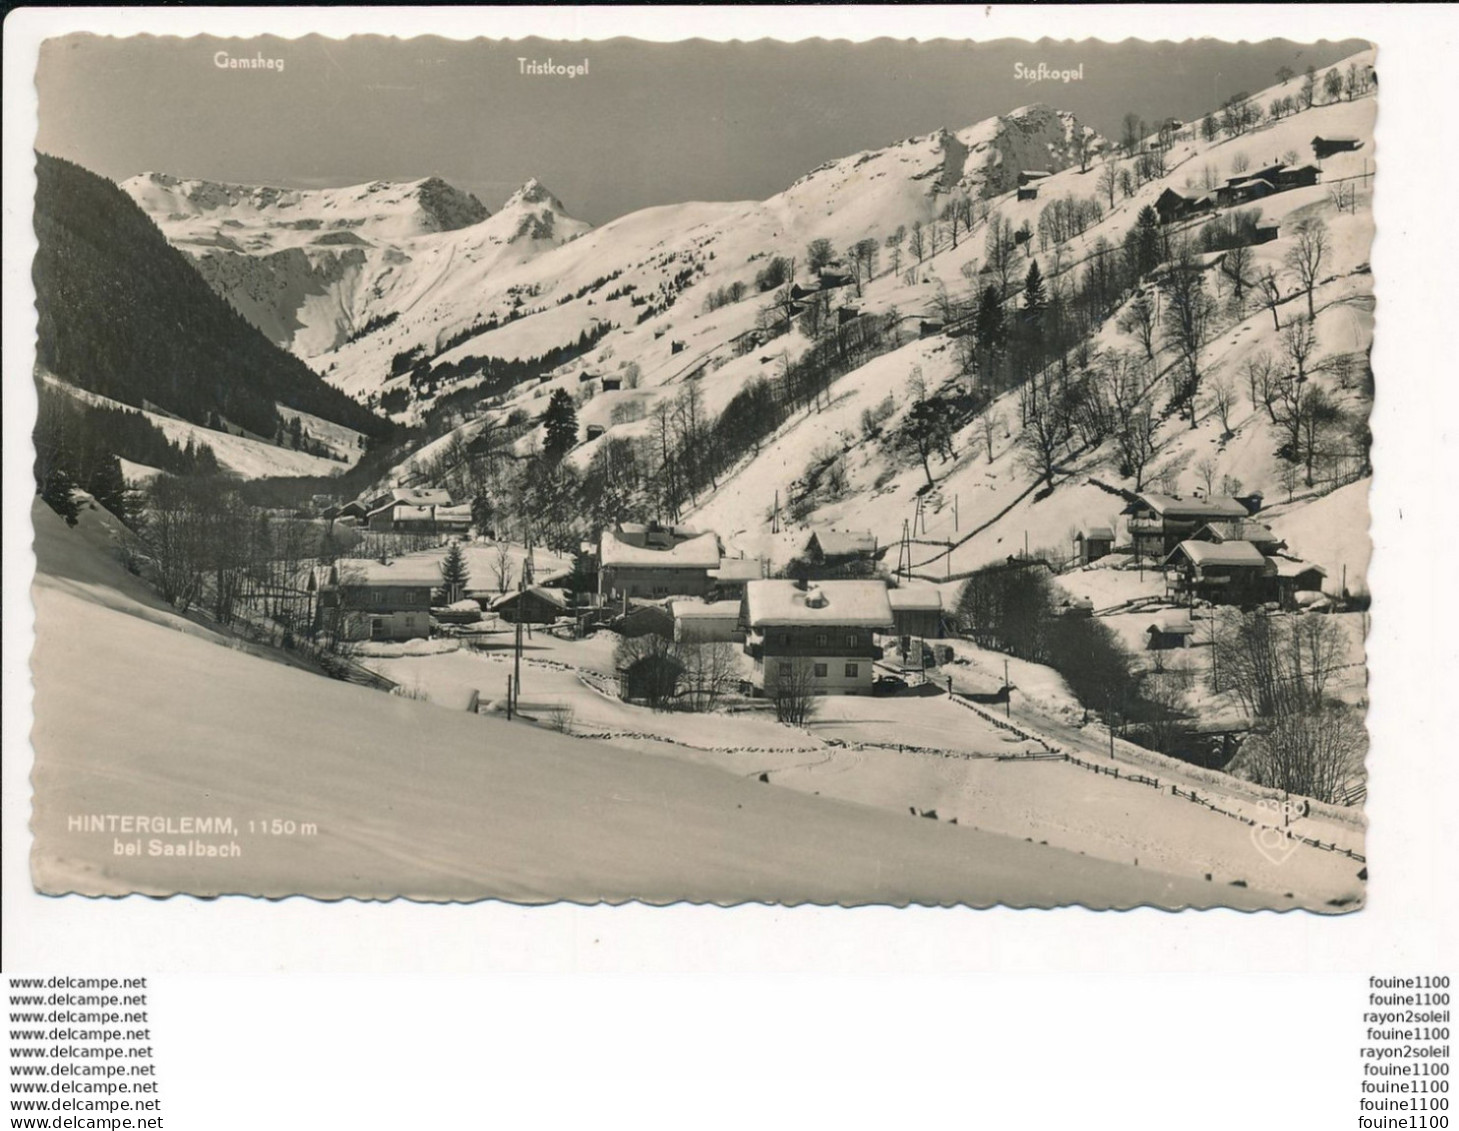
[25,501,1345,910]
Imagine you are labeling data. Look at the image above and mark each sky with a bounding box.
[35,34,1369,226]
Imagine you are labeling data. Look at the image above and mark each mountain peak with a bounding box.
[412,177,491,232]
[503,178,564,211]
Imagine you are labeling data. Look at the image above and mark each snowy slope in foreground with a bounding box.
[26,501,1286,908]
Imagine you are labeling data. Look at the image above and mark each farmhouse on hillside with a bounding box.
[1312,135,1363,159]
[794,529,879,579]
[1125,492,1262,559]
[1163,540,1275,605]
[1190,519,1285,556]
[742,579,893,697]
[1153,187,1215,225]
[311,557,437,641]
[598,522,723,600]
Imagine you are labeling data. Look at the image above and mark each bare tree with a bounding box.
[772,659,820,726]
[1117,291,1157,359]
[1285,217,1330,319]
[1281,315,1319,383]
[1096,161,1119,209]
[1161,243,1219,422]
[1221,243,1254,309]
[1242,705,1365,804]
[975,406,1002,465]
[984,214,1018,297]
[493,542,515,594]
[1194,455,1219,496]
[677,640,741,712]
[1209,375,1237,439]
[908,220,927,265]
[1244,350,1277,420]
[1256,268,1285,332]
[1017,372,1068,489]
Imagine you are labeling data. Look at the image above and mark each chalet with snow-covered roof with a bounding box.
[794,529,879,580]
[585,424,606,441]
[489,586,569,625]
[311,557,437,641]
[887,585,943,640]
[1271,558,1328,609]
[599,376,623,392]
[1017,169,1052,188]
[1215,177,1276,208]
[1146,610,1195,651]
[742,579,893,697]
[1164,540,1275,605]
[1191,520,1285,556]
[1153,188,1213,226]
[598,522,723,600]
[671,599,744,644]
[1016,184,1041,202]
[1075,525,1116,564]
[1312,135,1363,160]
[1274,163,1321,190]
[1125,492,1262,559]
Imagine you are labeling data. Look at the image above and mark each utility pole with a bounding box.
[1004,657,1011,719]
[954,493,959,532]
[506,674,514,721]
[513,611,524,717]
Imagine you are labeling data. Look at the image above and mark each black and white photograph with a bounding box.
[19,27,1381,911]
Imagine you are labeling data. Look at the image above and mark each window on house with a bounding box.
[778,662,792,678]
[781,633,791,646]
[847,633,859,648]
[845,663,859,678]
[815,633,828,647]
[813,663,828,678]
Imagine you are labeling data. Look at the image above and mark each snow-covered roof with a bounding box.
[489,586,568,611]
[671,600,743,620]
[1200,520,1280,545]
[809,530,876,558]
[709,558,764,582]
[888,587,942,612]
[1136,493,1253,520]
[332,557,442,586]
[1170,540,1269,568]
[600,530,721,570]
[1149,612,1194,635]
[386,504,439,522]
[744,580,894,629]
[386,487,452,507]
[1079,525,1114,540]
[1271,557,1327,579]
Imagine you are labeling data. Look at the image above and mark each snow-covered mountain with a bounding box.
[122,172,589,358]
[126,104,1104,408]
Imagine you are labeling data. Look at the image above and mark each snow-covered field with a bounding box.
[355,621,1365,907]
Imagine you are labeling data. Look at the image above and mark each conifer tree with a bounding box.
[542,387,578,462]
[439,541,470,604]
